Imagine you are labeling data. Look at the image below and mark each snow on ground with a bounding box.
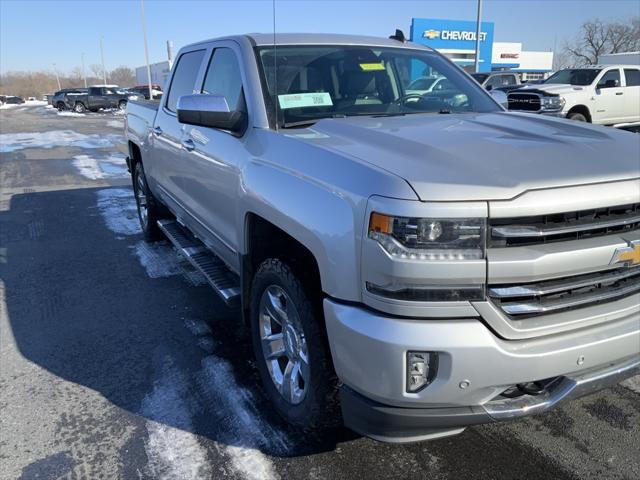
[73,154,128,180]
[141,356,213,480]
[0,130,124,153]
[0,100,47,110]
[621,375,640,394]
[131,241,206,286]
[107,120,124,129]
[96,188,141,236]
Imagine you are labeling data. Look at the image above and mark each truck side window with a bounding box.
[166,49,206,112]
[201,48,246,112]
[624,69,640,87]
[89,87,100,95]
[598,69,620,88]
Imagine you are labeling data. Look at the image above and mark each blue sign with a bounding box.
[410,18,495,72]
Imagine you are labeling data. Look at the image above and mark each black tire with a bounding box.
[132,162,163,241]
[568,111,588,122]
[118,100,127,110]
[56,102,65,111]
[73,102,86,113]
[250,258,340,431]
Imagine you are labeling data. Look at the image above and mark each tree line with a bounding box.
[0,65,136,99]
[557,17,640,69]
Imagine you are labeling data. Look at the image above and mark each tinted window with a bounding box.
[503,75,517,85]
[599,69,620,88]
[544,69,601,85]
[624,69,640,87]
[202,47,245,111]
[166,49,206,112]
[89,87,101,95]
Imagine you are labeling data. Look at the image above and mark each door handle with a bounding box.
[181,138,195,151]
[615,92,623,95]
[152,126,163,136]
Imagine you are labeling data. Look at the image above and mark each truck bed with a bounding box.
[126,100,159,147]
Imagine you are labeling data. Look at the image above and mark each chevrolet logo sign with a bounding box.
[611,240,640,266]
[423,30,440,39]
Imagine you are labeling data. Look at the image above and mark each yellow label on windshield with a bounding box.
[359,63,385,71]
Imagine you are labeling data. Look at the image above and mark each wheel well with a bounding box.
[128,141,141,172]
[243,213,323,323]
[567,105,591,122]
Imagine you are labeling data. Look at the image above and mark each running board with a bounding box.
[157,219,240,307]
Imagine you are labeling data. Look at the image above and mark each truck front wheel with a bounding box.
[567,111,588,122]
[132,162,163,241]
[73,102,86,113]
[250,258,339,430]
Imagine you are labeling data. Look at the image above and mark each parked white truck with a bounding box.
[125,33,640,443]
[508,65,640,124]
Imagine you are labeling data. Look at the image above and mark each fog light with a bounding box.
[407,351,438,393]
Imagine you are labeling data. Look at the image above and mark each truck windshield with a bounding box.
[256,45,500,127]
[543,69,601,86]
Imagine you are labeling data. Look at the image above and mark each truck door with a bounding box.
[147,48,207,222]
[622,68,640,122]
[593,68,625,124]
[176,44,247,270]
[87,87,103,109]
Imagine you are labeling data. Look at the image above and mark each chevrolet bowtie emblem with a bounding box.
[611,240,640,266]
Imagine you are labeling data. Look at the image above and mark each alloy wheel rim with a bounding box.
[258,285,309,405]
[136,172,148,227]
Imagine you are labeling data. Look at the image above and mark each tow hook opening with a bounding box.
[500,376,563,398]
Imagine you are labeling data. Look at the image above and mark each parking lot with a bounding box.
[0,102,639,479]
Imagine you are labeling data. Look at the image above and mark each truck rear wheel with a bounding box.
[73,102,86,113]
[132,162,163,241]
[250,258,340,430]
[118,100,127,110]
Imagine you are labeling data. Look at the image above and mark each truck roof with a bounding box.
[186,33,434,51]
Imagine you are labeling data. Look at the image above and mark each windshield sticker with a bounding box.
[359,63,385,71]
[278,92,333,109]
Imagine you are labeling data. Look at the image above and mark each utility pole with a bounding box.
[52,63,61,90]
[141,0,153,97]
[81,52,87,87]
[474,0,483,73]
[100,36,107,85]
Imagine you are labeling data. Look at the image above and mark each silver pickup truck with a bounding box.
[125,33,640,443]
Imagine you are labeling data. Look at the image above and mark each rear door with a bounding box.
[622,68,640,122]
[87,87,104,108]
[148,48,208,211]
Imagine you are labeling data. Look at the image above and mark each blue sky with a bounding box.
[1,0,638,74]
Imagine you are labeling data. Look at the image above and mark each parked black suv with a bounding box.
[61,86,139,113]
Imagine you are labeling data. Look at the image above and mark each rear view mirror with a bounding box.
[490,89,508,108]
[177,94,246,134]
[597,79,618,89]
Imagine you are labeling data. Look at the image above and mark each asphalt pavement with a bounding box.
[1,102,639,480]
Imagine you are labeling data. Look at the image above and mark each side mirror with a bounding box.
[597,79,618,89]
[490,89,508,108]
[485,84,493,91]
[177,94,246,134]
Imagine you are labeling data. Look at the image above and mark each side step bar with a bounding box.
[157,219,240,307]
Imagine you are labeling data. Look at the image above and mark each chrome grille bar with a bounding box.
[489,266,640,317]
[492,214,640,238]
[489,266,640,298]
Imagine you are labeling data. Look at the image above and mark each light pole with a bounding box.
[141,0,153,98]
[474,0,483,73]
[52,63,61,90]
[100,36,107,85]
[81,52,87,87]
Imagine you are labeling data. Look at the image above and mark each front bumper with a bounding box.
[324,299,640,442]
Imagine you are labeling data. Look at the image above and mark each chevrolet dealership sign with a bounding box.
[422,29,488,42]
[411,18,496,72]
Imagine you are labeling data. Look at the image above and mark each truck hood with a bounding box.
[291,112,639,201]
[515,83,586,95]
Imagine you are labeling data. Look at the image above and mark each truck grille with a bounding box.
[488,266,640,317]
[490,203,640,247]
[507,92,541,112]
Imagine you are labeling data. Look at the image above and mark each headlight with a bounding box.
[368,213,486,261]
[540,96,565,111]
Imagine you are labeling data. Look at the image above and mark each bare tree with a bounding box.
[89,64,105,80]
[564,17,640,66]
[109,66,135,87]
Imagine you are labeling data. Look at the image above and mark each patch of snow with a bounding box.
[621,375,640,394]
[107,120,124,129]
[131,241,207,285]
[58,111,86,117]
[0,103,23,110]
[141,356,213,480]
[96,188,141,236]
[198,355,289,480]
[73,154,127,180]
[0,130,124,153]
[25,100,47,106]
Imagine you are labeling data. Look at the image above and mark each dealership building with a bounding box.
[410,18,554,80]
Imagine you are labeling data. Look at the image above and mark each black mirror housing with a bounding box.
[177,94,247,134]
